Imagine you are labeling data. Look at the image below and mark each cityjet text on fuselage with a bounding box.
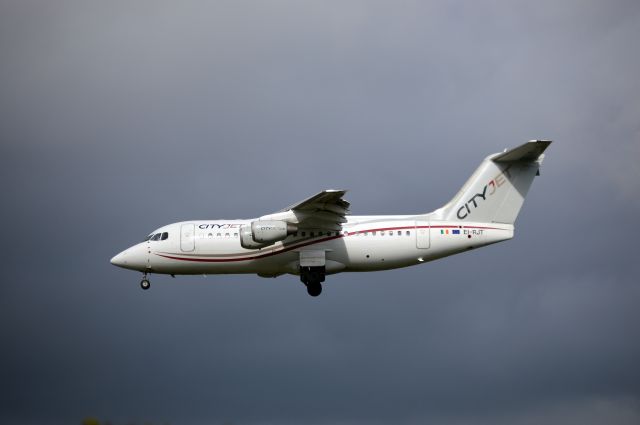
[198,223,242,230]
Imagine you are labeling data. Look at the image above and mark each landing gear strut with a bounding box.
[300,266,325,297]
[140,273,151,290]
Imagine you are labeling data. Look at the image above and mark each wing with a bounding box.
[260,189,350,231]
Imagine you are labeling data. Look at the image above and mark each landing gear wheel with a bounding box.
[299,265,326,297]
[140,279,151,290]
[306,282,322,297]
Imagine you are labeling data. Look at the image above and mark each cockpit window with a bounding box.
[144,232,169,242]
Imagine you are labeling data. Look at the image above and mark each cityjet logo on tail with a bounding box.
[457,166,512,219]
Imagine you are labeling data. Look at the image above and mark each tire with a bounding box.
[306,282,322,297]
[140,279,151,290]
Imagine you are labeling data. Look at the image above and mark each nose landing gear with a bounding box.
[140,273,151,290]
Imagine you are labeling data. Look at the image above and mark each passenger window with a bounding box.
[397,231,401,236]
[310,232,315,237]
[217,233,221,237]
[208,233,213,238]
[234,233,238,237]
[151,233,161,241]
[372,231,377,236]
[161,232,168,240]
[225,233,230,237]
[406,231,410,236]
[293,232,298,237]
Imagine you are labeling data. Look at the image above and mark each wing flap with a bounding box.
[294,210,348,224]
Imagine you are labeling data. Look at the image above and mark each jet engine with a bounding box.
[240,220,297,249]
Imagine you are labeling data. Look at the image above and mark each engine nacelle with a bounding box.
[240,220,297,249]
[252,220,297,243]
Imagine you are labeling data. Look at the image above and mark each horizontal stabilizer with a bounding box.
[492,140,551,163]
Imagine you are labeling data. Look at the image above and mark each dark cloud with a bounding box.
[1,1,639,424]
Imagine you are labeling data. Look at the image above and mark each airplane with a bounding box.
[111,140,551,296]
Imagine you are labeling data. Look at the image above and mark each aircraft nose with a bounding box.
[110,244,148,271]
[110,250,127,267]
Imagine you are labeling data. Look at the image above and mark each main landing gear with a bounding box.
[140,273,151,290]
[300,266,325,297]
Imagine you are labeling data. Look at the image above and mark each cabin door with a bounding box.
[180,223,195,252]
[415,220,430,249]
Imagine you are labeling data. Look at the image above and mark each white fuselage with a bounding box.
[111,216,513,277]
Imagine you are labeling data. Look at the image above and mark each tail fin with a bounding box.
[435,140,551,225]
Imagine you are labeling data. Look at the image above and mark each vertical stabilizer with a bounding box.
[436,140,551,225]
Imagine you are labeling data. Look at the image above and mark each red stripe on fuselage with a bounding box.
[154,224,507,263]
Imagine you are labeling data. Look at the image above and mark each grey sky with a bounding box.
[1,1,639,424]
